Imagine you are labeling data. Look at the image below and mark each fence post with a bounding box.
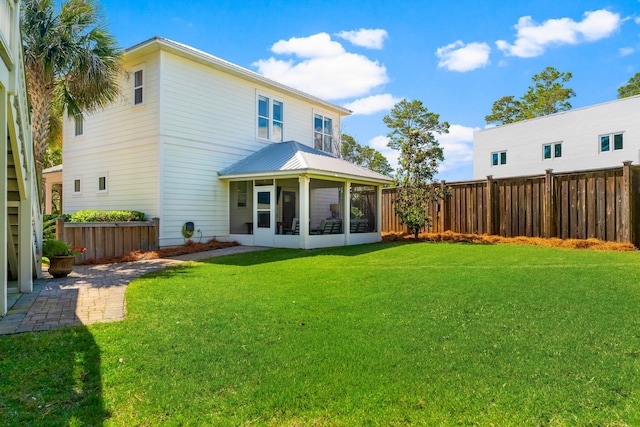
[544,169,555,238]
[439,181,446,232]
[622,161,632,243]
[55,217,65,242]
[150,217,160,250]
[486,175,494,235]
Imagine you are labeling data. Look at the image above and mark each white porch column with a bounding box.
[376,184,383,240]
[18,199,33,292]
[298,175,310,249]
[0,88,7,315]
[344,181,351,245]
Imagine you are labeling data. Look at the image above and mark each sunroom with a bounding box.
[219,141,393,249]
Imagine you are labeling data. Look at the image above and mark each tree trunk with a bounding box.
[26,67,53,177]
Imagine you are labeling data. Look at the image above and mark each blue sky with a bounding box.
[99,0,640,181]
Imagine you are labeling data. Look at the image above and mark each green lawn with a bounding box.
[2,242,640,426]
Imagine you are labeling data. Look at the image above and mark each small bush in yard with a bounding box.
[68,210,146,222]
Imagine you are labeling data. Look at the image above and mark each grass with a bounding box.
[1,242,640,426]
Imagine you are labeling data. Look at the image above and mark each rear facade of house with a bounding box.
[62,37,390,248]
[473,95,640,179]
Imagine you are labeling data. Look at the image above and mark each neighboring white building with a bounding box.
[1,0,41,315]
[473,95,640,179]
[62,37,391,249]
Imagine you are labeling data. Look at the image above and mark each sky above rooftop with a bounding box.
[100,0,640,181]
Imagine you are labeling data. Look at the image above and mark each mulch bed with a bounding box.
[76,239,239,265]
[382,230,637,251]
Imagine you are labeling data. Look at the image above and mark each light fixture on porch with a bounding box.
[330,203,340,219]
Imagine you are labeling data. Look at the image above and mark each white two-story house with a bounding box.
[62,37,391,249]
[473,95,640,179]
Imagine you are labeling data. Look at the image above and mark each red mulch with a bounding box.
[76,239,239,265]
[382,231,637,251]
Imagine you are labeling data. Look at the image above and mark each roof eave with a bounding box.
[124,37,352,116]
[219,168,393,185]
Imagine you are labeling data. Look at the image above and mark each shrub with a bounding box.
[42,214,71,241]
[42,239,87,258]
[68,210,146,222]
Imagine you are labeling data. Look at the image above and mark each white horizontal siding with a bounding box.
[63,51,161,216]
[63,141,159,216]
[159,51,341,168]
[473,96,640,179]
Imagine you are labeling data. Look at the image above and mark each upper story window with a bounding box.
[133,69,144,105]
[257,95,284,141]
[543,142,562,160]
[491,150,507,166]
[314,114,333,153]
[74,113,83,136]
[600,132,623,152]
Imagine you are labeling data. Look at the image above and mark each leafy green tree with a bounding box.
[618,72,640,98]
[384,99,449,239]
[22,0,122,172]
[340,134,393,176]
[486,66,575,125]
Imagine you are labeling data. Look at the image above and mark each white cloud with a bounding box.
[343,94,400,115]
[335,28,388,49]
[271,33,345,58]
[368,135,398,171]
[254,33,389,100]
[437,125,476,176]
[620,47,635,56]
[497,9,621,58]
[635,17,640,25]
[436,41,491,72]
[365,124,477,178]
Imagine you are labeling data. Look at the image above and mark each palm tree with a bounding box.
[22,0,122,173]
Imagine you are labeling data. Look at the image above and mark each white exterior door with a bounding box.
[254,185,275,246]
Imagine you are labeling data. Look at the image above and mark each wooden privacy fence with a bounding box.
[56,217,160,262]
[382,162,640,247]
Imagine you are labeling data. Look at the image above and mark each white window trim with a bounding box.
[73,113,84,137]
[491,150,507,167]
[72,177,82,195]
[97,173,108,194]
[313,110,335,154]
[542,142,562,160]
[599,132,624,153]
[132,65,145,106]
[256,91,284,142]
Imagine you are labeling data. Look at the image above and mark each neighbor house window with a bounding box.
[600,133,623,153]
[133,69,144,105]
[98,175,107,192]
[543,142,562,160]
[492,151,507,166]
[74,114,83,136]
[257,95,284,141]
[73,179,81,194]
[314,114,333,153]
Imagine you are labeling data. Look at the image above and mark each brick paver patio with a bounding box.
[0,246,267,335]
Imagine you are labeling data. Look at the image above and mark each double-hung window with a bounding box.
[491,150,507,166]
[314,114,333,153]
[600,132,623,152]
[133,69,144,105]
[257,95,284,141]
[543,142,562,160]
[74,113,83,136]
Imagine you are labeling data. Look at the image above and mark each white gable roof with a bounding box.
[219,141,393,184]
